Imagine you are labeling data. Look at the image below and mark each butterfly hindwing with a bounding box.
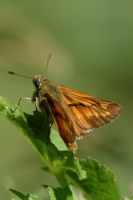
[41,97,76,146]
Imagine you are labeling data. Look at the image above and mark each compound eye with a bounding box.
[35,80,40,87]
[33,78,40,88]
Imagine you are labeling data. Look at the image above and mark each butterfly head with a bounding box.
[33,75,42,89]
[32,75,48,89]
[32,75,50,102]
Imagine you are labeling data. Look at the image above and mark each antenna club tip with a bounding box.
[8,71,32,78]
[8,71,15,75]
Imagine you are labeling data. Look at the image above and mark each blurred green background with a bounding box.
[0,0,132,199]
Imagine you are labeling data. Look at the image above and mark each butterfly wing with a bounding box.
[39,94,78,150]
[59,86,122,137]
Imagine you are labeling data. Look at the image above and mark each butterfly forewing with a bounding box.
[59,86,122,137]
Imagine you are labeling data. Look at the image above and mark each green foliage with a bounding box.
[9,189,40,200]
[45,186,75,200]
[0,96,121,200]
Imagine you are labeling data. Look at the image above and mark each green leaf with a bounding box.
[10,189,28,200]
[47,186,75,200]
[72,158,120,200]
[10,189,40,200]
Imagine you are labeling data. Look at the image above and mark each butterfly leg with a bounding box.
[12,97,31,112]
[34,97,39,111]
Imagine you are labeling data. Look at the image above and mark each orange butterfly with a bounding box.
[9,70,122,151]
[31,76,122,151]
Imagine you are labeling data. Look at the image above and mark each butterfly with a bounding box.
[30,75,122,151]
[9,63,122,151]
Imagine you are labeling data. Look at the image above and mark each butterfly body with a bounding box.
[32,75,122,151]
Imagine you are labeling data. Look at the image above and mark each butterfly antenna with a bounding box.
[8,71,32,79]
[44,53,52,76]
